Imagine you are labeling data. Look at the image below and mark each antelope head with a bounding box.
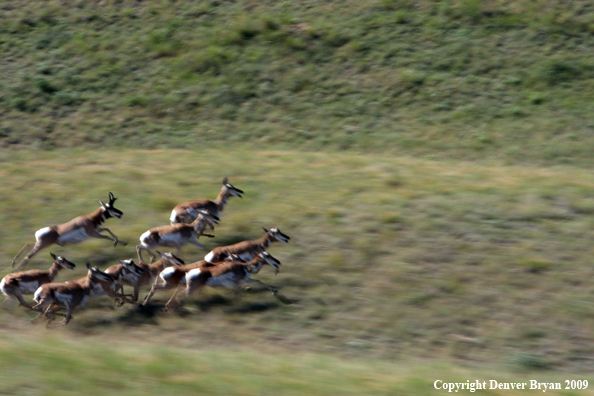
[190,209,219,231]
[156,251,185,266]
[257,251,281,275]
[50,252,76,270]
[263,227,290,243]
[225,250,245,262]
[100,192,124,219]
[87,262,113,283]
[222,177,244,198]
[117,259,145,276]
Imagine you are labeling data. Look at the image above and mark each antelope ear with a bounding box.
[86,262,92,269]
[50,252,57,260]
[222,177,228,185]
[99,200,109,209]
[262,227,270,233]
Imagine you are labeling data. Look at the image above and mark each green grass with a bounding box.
[2,1,594,165]
[3,0,594,390]
[2,148,594,378]
[0,334,591,395]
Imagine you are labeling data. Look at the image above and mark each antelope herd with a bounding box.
[2,178,290,326]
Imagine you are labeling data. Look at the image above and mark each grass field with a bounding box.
[3,0,594,393]
[1,149,594,393]
[0,335,592,396]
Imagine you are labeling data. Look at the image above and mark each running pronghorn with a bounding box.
[204,227,290,263]
[178,252,281,310]
[121,251,185,302]
[0,253,76,309]
[141,253,242,308]
[104,258,146,302]
[143,252,280,311]
[32,263,124,326]
[12,192,127,268]
[136,209,219,263]
[169,178,243,224]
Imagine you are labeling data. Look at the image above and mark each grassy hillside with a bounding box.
[2,0,594,164]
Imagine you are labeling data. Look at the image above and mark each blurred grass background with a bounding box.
[2,335,589,396]
[3,0,594,393]
[1,150,594,393]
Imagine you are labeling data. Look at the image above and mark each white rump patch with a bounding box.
[57,228,90,245]
[139,230,152,244]
[18,280,40,295]
[204,251,215,263]
[0,278,7,297]
[160,266,177,283]
[35,227,52,240]
[170,210,178,224]
[186,268,202,284]
[33,287,44,303]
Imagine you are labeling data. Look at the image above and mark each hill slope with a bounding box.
[2,1,594,164]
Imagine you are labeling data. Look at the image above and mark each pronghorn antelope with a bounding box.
[136,209,219,263]
[0,253,76,309]
[32,263,120,326]
[174,252,281,311]
[60,262,141,305]
[12,192,127,268]
[170,178,243,224]
[121,251,185,302]
[104,258,146,302]
[204,227,290,263]
[141,253,242,308]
